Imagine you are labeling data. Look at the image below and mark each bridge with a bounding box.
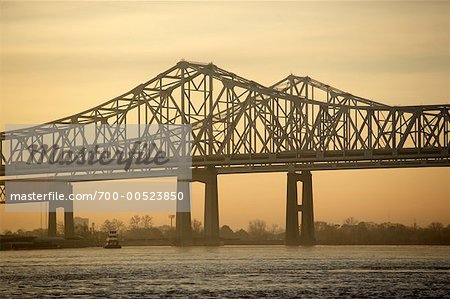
[1,61,449,245]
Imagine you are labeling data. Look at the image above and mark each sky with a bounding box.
[1,1,449,232]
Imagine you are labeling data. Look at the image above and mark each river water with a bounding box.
[1,245,449,298]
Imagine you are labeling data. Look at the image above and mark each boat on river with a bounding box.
[104,230,121,249]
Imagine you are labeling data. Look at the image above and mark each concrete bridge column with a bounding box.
[48,200,57,237]
[285,170,315,246]
[285,171,300,245]
[203,166,219,245]
[63,198,74,239]
[300,171,315,245]
[47,183,74,238]
[176,177,193,246]
[64,211,74,238]
[186,166,220,246]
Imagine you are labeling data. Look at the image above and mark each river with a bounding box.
[1,245,449,298]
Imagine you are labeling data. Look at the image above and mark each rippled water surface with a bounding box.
[1,245,449,298]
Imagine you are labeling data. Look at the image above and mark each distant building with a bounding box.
[74,217,89,233]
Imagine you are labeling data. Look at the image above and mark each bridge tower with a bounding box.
[48,200,74,238]
[285,170,315,245]
[176,175,193,245]
[48,184,74,239]
[194,166,220,245]
[176,166,220,246]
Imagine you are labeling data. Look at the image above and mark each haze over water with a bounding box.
[1,246,449,298]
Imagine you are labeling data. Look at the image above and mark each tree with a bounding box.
[141,215,153,229]
[57,221,64,235]
[129,215,141,230]
[220,225,235,239]
[268,224,283,240]
[101,219,125,232]
[192,219,203,236]
[158,225,175,239]
[248,219,268,240]
[235,229,250,240]
[101,219,114,232]
[111,219,125,232]
[428,222,444,231]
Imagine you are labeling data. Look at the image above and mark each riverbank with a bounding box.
[2,235,449,251]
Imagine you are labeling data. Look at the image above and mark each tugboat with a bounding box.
[104,230,122,249]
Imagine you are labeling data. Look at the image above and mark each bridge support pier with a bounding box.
[48,210,57,237]
[175,166,220,246]
[285,170,315,246]
[176,177,193,246]
[286,171,300,245]
[47,183,74,239]
[64,203,74,239]
[195,166,220,246]
[300,171,315,245]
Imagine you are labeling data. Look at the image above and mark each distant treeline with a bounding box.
[314,219,450,245]
[3,216,450,245]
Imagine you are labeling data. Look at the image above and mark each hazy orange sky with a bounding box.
[1,1,449,232]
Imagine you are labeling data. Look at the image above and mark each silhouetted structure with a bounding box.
[1,61,449,245]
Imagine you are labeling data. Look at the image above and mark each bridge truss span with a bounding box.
[1,61,449,178]
[0,61,449,245]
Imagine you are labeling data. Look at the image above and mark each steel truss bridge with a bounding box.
[1,61,449,245]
